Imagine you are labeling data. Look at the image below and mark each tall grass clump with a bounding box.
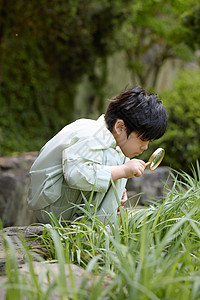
[1,163,200,299]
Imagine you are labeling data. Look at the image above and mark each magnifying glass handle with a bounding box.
[145,162,151,167]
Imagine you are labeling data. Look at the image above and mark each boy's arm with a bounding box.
[111,159,146,181]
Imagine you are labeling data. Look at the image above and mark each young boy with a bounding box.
[28,86,168,224]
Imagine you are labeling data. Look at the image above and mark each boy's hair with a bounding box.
[104,86,168,141]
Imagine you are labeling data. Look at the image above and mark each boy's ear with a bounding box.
[114,119,126,135]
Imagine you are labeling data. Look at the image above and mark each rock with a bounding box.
[19,262,111,299]
[0,226,112,299]
[0,153,38,227]
[126,167,172,205]
[0,226,46,275]
[0,277,6,300]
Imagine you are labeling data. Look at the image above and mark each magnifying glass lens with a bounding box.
[146,148,165,170]
[150,151,163,167]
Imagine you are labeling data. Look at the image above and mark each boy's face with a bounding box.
[112,120,150,158]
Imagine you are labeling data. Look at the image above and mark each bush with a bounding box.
[0,1,125,155]
[155,68,200,171]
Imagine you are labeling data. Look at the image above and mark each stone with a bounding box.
[0,153,38,227]
[0,226,46,299]
[19,262,111,299]
[0,226,46,275]
[0,226,112,299]
[126,167,172,205]
[0,277,6,300]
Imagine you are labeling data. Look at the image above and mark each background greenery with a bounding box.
[0,0,200,171]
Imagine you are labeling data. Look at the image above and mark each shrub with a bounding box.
[153,68,200,171]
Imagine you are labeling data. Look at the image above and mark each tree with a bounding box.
[0,0,127,153]
[119,0,198,88]
[182,3,200,51]
[160,69,200,171]
[0,0,199,154]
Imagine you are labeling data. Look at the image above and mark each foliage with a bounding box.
[183,2,200,51]
[151,68,200,171]
[0,0,126,154]
[1,165,200,299]
[0,0,199,155]
[120,0,197,88]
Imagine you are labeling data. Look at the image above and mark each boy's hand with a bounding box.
[123,159,146,178]
[117,188,128,215]
[111,159,146,181]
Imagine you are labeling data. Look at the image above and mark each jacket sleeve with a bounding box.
[62,138,113,192]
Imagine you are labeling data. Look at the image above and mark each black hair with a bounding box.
[104,86,168,141]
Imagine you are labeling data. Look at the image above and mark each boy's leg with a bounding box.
[34,182,88,223]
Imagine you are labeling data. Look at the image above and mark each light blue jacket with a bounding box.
[28,115,128,221]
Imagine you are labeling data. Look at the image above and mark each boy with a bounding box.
[28,86,168,224]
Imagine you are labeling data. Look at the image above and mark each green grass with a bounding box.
[1,163,200,299]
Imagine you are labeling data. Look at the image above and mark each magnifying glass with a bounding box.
[145,148,165,170]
